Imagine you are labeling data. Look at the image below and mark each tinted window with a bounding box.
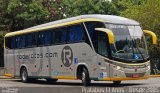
[15,36,20,48]
[68,24,84,42]
[52,31,55,44]
[10,37,15,49]
[97,31,108,56]
[85,22,105,51]
[32,33,37,46]
[26,33,37,47]
[15,35,25,48]
[5,37,15,49]
[85,22,105,42]
[26,34,33,47]
[45,31,52,45]
[38,31,45,46]
[54,28,67,44]
[20,36,25,48]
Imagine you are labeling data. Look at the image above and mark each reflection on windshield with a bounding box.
[106,24,148,60]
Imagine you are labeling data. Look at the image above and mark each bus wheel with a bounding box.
[46,78,58,83]
[21,68,29,83]
[81,68,91,86]
[113,81,121,85]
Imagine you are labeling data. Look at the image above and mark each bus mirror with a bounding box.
[143,30,157,45]
[95,28,114,44]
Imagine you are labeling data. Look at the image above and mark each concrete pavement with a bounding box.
[1,78,160,93]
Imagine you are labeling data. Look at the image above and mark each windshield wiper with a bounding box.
[131,39,145,60]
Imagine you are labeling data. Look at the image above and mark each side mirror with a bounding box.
[143,30,157,45]
[95,28,114,44]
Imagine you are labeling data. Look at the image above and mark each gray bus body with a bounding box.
[4,15,150,85]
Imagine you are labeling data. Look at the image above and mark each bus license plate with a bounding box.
[133,74,139,78]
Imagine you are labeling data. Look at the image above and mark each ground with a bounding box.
[0,77,160,93]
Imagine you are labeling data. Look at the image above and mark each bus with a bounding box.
[4,14,157,86]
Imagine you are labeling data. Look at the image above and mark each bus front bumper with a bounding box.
[102,76,150,81]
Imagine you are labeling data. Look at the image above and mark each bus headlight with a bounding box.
[113,65,121,70]
[115,66,121,70]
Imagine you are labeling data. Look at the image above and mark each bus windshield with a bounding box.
[106,24,149,61]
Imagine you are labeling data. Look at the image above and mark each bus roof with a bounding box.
[5,14,139,37]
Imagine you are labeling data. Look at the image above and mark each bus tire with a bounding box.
[46,78,58,83]
[21,68,29,83]
[113,81,121,85]
[81,68,91,86]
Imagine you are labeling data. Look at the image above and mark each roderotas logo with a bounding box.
[61,46,73,67]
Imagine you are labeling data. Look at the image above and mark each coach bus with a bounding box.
[4,15,157,86]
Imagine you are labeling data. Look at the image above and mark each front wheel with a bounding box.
[81,68,91,86]
[113,81,121,85]
[21,68,29,83]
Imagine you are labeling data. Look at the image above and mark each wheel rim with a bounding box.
[22,70,27,81]
[82,71,85,82]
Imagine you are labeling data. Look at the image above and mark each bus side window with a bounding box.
[16,35,25,48]
[5,37,9,49]
[97,31,109,57]
[52,31,55,44]
[26,34,33,47]
[84,22,105,51]
[61,30,67,43]
[68,24,84,43]
[32,33,37,46]
[5,37,15,49]
[20,35,25,48]
[11,37,15,49]
[55,27,67,44]
[15,36,20,48]
[45,31,52,45]
[55,31,61,44]
[38,31,45,46]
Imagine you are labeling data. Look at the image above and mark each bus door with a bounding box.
[95,28,114,80]
[4,48,15,77]
[4,37,17,77]
[96,31,111,80]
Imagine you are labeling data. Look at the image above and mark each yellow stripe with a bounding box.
[5,18,103,37]
[149,75,160,77]
[102,77,110,81]
[102,76,149,81]
[53,76,77,80]
[4,74,12,77]
[143,30,157,45]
